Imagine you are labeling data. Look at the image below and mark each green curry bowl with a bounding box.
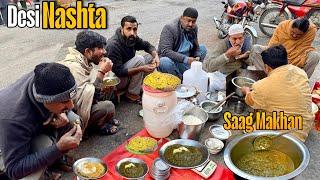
[103,76,121,87]
[224,131,310,180]
[115,158,149,179]
[159,139,210,169]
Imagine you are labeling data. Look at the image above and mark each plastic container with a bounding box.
[142,86,177,138]
[183,61,208,93]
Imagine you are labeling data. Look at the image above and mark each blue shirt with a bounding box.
[178,33,194,64]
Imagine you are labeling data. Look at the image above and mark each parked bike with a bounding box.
[213,0,267,46]
[259,0,320,37]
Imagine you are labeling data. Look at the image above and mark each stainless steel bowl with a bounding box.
[115,158,149,180]
[224,131,310,180]
[178,107,208,140]
[159,139,209,169]
[200,100,223,121]
[229,100,246,114]
[73,157,108,180]
[103,76,121,87]
[231,76,255,97]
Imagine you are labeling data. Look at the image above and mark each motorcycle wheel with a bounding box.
[244,29,257,46]
[259,7,290,37]
[307,10,320,30]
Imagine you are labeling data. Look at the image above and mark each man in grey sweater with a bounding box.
[0,63,82,179]
[158,7,207,79]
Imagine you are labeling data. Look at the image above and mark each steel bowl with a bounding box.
[200,100,223,121]
[103,76,120,87]
[159,139,209,169]
[73,157,108,180]
[115,158,149,180]
[231,76,256,97]
[178,106,208,140]
[224,131,310,180]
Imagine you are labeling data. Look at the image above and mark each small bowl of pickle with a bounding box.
[115,158,149,179]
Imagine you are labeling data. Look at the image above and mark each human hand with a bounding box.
[225,46,242,59]
[56,124,82,152]
[49,113,69,129]
[187,57,197,65]
[241,86,251,95]
[152,55,160,67]
[235,51,251,60]
[141,64,156,73]
[99,58,113,74]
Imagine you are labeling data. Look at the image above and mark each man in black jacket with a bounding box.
[0,63,82,179]
[106,15,160,103]
[158,7,207,79]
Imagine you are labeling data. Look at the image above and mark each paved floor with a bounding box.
[0,0,319,179]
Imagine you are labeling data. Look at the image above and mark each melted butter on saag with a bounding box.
[119,162,144,178]
[164,144,203,167]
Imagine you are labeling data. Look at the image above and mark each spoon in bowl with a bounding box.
[253,128,298,151]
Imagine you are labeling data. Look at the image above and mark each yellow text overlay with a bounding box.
[223,111,303,133]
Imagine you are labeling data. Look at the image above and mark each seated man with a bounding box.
[59,31,119,136]
[0,63,82,179]
[106,15,159,103]
[158,7,207,79]
[251,17,320,78]
[203,24,252,74]
[242,45,313,142]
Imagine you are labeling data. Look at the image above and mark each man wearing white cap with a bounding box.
[204,24,252,75]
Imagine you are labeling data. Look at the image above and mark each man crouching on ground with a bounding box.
[59,31,120,136]
[0,63,82,179]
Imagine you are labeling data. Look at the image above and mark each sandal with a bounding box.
[125,94,142,105]
[111,119,120,126]
[99,123,119,135]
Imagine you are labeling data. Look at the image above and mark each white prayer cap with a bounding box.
[228,24,244,36]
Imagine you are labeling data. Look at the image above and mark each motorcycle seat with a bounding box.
[284,0,305,6]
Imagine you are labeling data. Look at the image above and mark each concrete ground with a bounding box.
[0,0,319,179]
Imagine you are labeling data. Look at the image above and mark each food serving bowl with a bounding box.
[205,138,224,155]
[231,76,256,97]
[200,100,223,121]
[159,139,209,169]
[224,131,310,180]
[103,76,121,87]
[115,158,149,180]
[209,124,232,141]
[73,157,108,180]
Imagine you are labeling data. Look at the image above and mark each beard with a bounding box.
[88,55,102,65]
[123,35,136,47]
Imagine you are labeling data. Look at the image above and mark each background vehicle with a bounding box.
[259,0,320,37]
[213,0,268,45]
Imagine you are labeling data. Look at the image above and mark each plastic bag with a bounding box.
[171,100,195,129]
[208,71,227,92]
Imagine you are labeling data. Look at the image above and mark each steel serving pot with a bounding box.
[231,77,256,97]
[224,131,310,180]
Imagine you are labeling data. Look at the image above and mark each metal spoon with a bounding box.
[207,92,236,112]
[253,128,298,151]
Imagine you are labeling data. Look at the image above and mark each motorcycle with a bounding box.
[213,0,267,46]
[259,0,320,37]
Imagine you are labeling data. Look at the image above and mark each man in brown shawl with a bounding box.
[59,31,120,136]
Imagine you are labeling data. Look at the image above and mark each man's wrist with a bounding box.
[98,70,106,75]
